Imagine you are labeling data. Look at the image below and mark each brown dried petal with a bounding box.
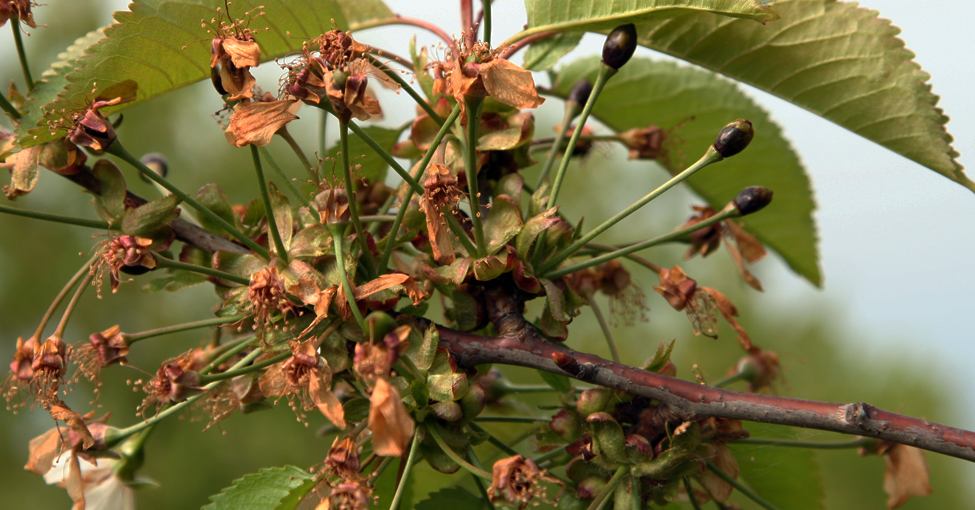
[222,38,261,68]
[478,59,545,111]
[368,377,414,457]
[226,99,299,147]
[50,405,95,450]
[884,444,932,509]
[25,428,62,475]
[698,443,738,502]
[309,364,346,429]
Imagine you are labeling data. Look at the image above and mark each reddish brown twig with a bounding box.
[435,324,975,462]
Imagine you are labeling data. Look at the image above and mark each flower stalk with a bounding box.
[153,256,250,286]
[328,222,368,332]
[347,120,424,195]
[464,96,488,258]
[258,146,311,209]
[0,202,112,230]
[124,316,246,346]
[545,71,610,205]
[197,350,291,384]
[535,100,582,188]
[389,432,422,510]
[340,122,376,277]
[277,129,316,181]
[540,147,725,274]
[11,19,34,91]
[427,421,492,479]
[106,142,271,260]
[586,291,620,363]
[250,145,289,263]
[0,92,21,119]
[33,255,98,341]
[705,459,781,510]
[587,465,628,510]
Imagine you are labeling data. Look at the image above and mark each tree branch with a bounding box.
[433,324,975,462]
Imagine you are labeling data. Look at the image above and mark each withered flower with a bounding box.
[419,163,463,264]
[0,0,37,28]
[316,482,372,510]
[139,351,203,416]
[860,441,932,509]
[72,325,130,390]
[488,455,556,509]
[225,94,300,147]
[91,235,157,295]
[290,273,424,337]
[368,377,414,457]
[3,336,36,411]
[734,348,781,393]
[653,265,752,350]
[207,10,263,100]
[323,436,362,481]
[65,81,138,152]
[314,187,351,226]
[443,42,545,124]
[593,260,649,326]
[353,325,410,386]
[259,340,346,428]
[682,205,766,291]
[248,266,295,327]
[31,334,68,406]
[618,126,666,160]
[698,442,740,503]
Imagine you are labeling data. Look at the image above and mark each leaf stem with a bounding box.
[153,255,250,286]
[726,436,875,450]
[427,421,492,479]
[329,223,368,332]
[547,65,615,209]
[704,459,780,510]
[535,105,580,189]
[389,431,421,510]
[0,202,112,229]
[0,92,22,119]
[250,145,289,263]
[199,336,257,375]
[11,19,34,92]
[106,142,270,260]
[258,146,311,209]
[545,202,736,279]
[347,121,423,195]
[540,147,725,274]
[464,97,488,258]
[124,316,245,346]
[366,55,442,124]
[104,348,263,447]
[340,122,376,278]
[586,291,619,363]
[377,103,462,271]
[197,350,291,384]
[319,110,328,165]
[587,466,628,510]
[278,129,317,181]
[33,255,97,340]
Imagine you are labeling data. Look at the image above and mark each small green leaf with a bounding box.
[195,184,236,236]
[483,194,523,254]
[415,486,488,510]
[635,0,971,192]
[91,159,127,222]
[213,252,265,280]
[268,182,293,253]
[289,225,332,258]
[327,125,402,184]
[202,465,315,510]
[18,0,347,149]
[731,423,825,510]
[404,325,439,374]
[645,340,675,373]
[121,194,180,236]
[537,369,572,393]
[523,32,584,71]
[551,57,821,286]
[519,0,778,44]
[472,255,507,282]
[516,207,559,261]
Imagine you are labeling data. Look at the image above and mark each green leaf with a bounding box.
[141,269,208,293]
[8,27,107,155]
[537,369,572,393]
[268,182,293,253]
[523,32,584,72]
[415,486,488,510]
[644,340,675,373]
[18,0,347,149]
[121,194,181,236]
[201,465,315,510]
[327,125,402,185]
[634,0,972,192]
[338,0,393,29]
[90,159,127,222]
[483,195,524,255]
[517,0,778,43]
[342,397,370,423]
[730,423,825,510]
[404,324,439,374]
[195,184,237,236]
[551,57,821,286]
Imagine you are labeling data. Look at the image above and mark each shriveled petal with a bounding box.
[698,443,738,502]
[258,362,289,398]
[702,288,752,351]
[420,197,456,265]
[884,445,932,509]
[368,377,415,456]
[226,100,300,148]
[25,428,62,475]
[50,405,95,450]
[222,38,261,68]
[309,365,346,429]
[479,59,545,110]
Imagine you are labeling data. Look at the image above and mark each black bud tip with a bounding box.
[210,64,228,96]
[713,119,754,158]
[733,186,773,216]
[120,265,153,276]
[140,153,169,182]
[567,79,593,107]
[602,24,638,70]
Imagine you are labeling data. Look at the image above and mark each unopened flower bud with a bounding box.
[315,188,351,226]
[577,387,612,416]
[602,24,638,70]
[550,408,582,440]
[459,383,486,425]
[577,477,608,500]
[732,186,773,216]
[713,119,754,158]
[567,79,593,108]
[587,412,627,463]
[139,153,169,183]
[430,400,463,422]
